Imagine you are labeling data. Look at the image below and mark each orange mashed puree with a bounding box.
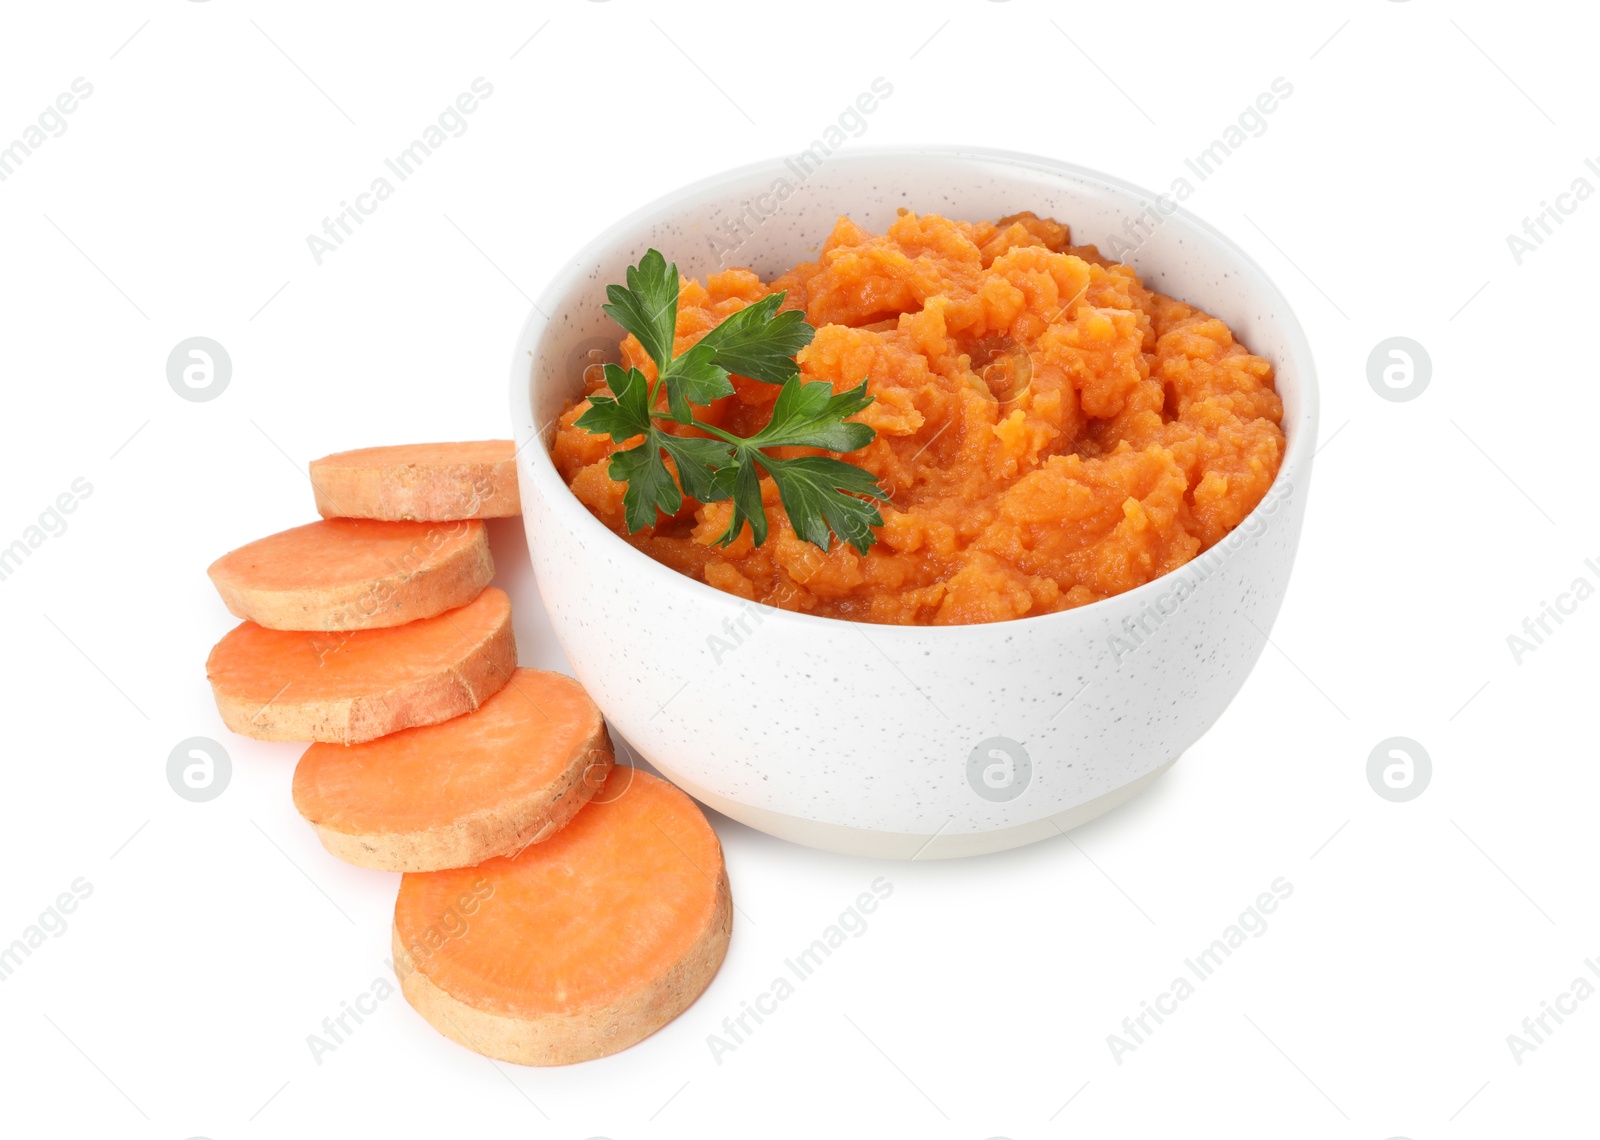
[553,211,1285,625]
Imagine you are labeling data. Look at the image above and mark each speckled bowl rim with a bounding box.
[512,144,1318,638]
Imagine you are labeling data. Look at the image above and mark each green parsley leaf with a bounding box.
[572,364,652,442]
[659,342,733,423]
[657,433,734,503]
[758,454,887,553]
[711,460,768,548]
[601,249,679,374]
[748,377,877,453]
[578,251,891,555]
[608,437,681,533]
[692,292,814,384]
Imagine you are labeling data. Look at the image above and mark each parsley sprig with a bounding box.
[574,249,888,554]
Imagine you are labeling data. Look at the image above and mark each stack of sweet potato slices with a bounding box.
[203,440,731,1065]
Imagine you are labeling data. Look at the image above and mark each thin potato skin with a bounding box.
[312,441,520,521]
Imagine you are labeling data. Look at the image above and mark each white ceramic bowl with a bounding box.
[510,146,1317,858]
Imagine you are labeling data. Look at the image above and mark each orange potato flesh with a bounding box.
[207,518,493,632]
[311,441,520,521]
[552,211,1286,625]
[292,670,613,871]
[393,767,731,1065]
[205,587,515,744]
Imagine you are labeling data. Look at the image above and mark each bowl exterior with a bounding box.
[522,471,1305,840]
[511,147,1317,848]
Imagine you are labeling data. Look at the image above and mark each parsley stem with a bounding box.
[648,410,747,451]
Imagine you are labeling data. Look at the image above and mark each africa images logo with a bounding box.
[967,737,1032,803]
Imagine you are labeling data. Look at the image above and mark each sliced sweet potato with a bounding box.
[206,587,515,744]
[311,441,520,521]
[292,670,614,872]
[393,767,732,1066]
[207,518,492,632]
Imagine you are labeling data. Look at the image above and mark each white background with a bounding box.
[1,1,1595,1136]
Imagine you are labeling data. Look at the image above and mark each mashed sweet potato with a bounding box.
[553,211,1285,625]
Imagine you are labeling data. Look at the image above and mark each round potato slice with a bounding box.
[206,587,515,744]
[311,441,520,521]
[293,670,614,872]
[393,768,732,1066]
[207,518,493,632]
